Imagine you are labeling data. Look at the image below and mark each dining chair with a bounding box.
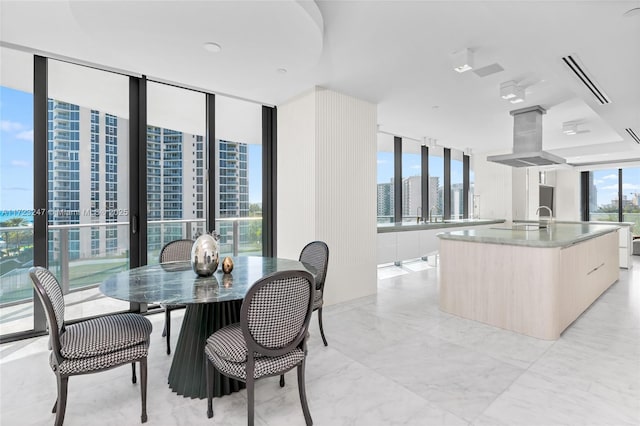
[159,238,193,355]
[204,269,315,426]
[29,266,153,426]
[299,241,330,346]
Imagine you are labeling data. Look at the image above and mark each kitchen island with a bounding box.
[437,222,620,340]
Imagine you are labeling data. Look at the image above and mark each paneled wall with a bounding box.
[278,87,378,305]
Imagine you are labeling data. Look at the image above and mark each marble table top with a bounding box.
[100,256,313,304]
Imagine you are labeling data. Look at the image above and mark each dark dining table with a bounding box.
[100,255,315,399]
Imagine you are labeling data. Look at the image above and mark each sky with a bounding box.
[0,86,33,211]
[592,168,640,208]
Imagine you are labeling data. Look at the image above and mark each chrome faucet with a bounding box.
[535,206,553,226]
[429,206,437,223]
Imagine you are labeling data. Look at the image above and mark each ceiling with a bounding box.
[1,0,639,168]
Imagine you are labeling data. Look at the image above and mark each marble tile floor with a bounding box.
[1,258,639,425]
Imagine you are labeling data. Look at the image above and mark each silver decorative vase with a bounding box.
[191,232,220,277]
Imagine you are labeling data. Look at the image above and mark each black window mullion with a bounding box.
[128,76,147,313]
[618,168,623,222]
[262,106,277,257]
[444,148,451,220]
[421,145,429,222]
[463,154,470,218]
[394,136,402,223]
[580,171,590,221]
[206,94,216,233]
[33,55,48,332]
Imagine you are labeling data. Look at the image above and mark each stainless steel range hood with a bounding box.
[487,105,565,167]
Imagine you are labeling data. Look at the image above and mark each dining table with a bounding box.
[99,255,315,399]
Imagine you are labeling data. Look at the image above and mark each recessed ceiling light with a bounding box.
[277,68,287,74]
[203,42,222,53]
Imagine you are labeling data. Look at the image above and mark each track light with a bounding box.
[452,48,474,73]
[500,81,525,103]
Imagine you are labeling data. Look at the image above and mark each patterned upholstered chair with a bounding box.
[299,241,330,346]
[204,269,315,426]
[29,266,152,426]
[159,239,193,355]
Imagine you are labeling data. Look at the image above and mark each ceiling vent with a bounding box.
[626,128,640,144]
[561,55,611,105]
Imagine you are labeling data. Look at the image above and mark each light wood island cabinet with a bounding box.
[438,223,620,340]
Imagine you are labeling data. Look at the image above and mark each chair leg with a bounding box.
[247,375,255,426]
[279,374,285,387]
[318,308,328,346]
[132,362,137,384]
[165,309,171,355]
[54,375,68,426]
[140,359,148,423]
[297,362,313,426]
[206,358,214,419]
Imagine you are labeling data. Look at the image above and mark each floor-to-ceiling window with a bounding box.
[402,139,422,222]
[621,167,640,235]
[146,82,206,264]
[46,59,131,320]
[428,146,444,221]
[588,169,620,222]
[450,150,464,220]
[376,133,395,224]
[215,95,263,256]
[0,47,34,334]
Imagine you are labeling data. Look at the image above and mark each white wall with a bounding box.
[278,87,378,305]
[554,169,581,221]
[474,153,514,221]
[475,153,582,221]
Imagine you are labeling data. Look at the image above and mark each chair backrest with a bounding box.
[159,239,193,263]
[28,266,65,360]
[241,270,314,358]
[299,241,329,290]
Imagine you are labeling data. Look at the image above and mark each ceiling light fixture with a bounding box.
[562,121,590,135]
[500,80,525,104]
[562,122,578,135]
[203,42,222,53]
[452,48,474,73]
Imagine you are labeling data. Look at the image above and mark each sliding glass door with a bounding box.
[0,47,35,334]
[46,59,131,320]
[146,82,206,264]
[215,95,263,256]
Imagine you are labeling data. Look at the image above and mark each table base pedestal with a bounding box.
[168,301,245,399]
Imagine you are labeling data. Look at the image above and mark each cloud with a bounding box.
[0,120,24,132]
[622,183,640,191]
[2,187,30,191]
[602,174,618,180]
[411,164,421,170]
[377,159,388,165]
[16,130,33,142]
[602,184,619,190]
[11,160,29,168]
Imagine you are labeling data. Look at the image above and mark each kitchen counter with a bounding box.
[437,222,620,248]
[438,222,620,340]
[377,218,505,233]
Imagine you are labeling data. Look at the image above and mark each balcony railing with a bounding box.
[0,217,263,307]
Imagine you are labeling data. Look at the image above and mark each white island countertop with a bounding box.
[437,222,620,248]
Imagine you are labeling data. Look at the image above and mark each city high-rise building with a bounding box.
[377,182,393,221]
